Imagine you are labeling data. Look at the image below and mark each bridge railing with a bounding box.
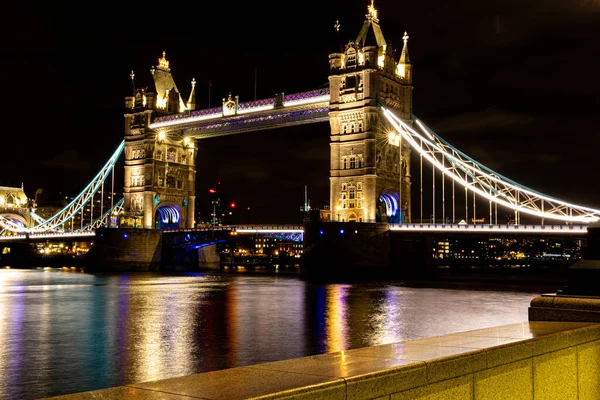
[389,223,588,233]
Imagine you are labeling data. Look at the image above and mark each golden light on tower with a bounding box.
[158,51,170,70]
[367,0,378,20]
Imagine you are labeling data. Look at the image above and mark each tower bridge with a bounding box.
[1,1,599,243]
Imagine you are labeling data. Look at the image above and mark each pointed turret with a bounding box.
[130,70,136,96]
[355,0,387,49]
[399,31,410,64]
[125,71,136,109]
[396,31,412,81]
[187,77,196,110]
[152,51,186,113]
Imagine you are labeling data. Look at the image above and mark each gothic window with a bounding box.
[166,175,176,188]
[357,182,363,191]
[342,158,347,169]
[131,175,144,187]
[358,157,363,168]
[357,200,363,209]
[180,154,188,164]
[6,193,15,205]
[358,122,363,132]
[342,123,347,134]
[350,156,356,169]
[351,123,355,133]
[349,186,356,209]
[157,171,164,186]
[342,200,347,209]
[346,75,356,88]
[134,196,143,212]
[342,183,347,191]
[156,150,163,161]
[346,49,357,67]
[166,148,176,162]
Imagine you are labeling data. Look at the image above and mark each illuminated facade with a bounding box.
[328,2,413,223]
[0,185,32,233]
[123,52,197,229]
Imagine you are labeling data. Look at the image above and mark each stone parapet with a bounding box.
[529,294,600,322]
[44,321,600,399]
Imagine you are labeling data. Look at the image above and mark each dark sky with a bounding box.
[2,0,599,224]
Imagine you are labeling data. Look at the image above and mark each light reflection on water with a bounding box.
[0,269,546,399]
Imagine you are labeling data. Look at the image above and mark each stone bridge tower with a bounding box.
[123,52,197,229]
[329,1,413,223]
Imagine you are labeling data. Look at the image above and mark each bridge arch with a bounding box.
[0,214,28,230]
[378,189,402,224]
[154,203,182,230]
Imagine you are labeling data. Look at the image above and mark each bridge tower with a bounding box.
[0,184,32,232]
[329,1,413,223]
[123,52,197,229]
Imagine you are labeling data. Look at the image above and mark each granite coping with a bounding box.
[45,321,600,400]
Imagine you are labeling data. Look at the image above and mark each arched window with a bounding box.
[346,49,357,67]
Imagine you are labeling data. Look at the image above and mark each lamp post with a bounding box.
[389,131,403,224]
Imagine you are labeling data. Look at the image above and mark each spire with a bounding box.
[367,0,378,22]
[187,77,196,110]
[396,31,412,79]
[399,31,410,64]
[158,51,170,71]
[356,0,386,48]
[130,70,136,96]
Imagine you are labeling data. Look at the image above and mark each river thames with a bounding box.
[0,268,554,399]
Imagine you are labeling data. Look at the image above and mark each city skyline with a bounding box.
[3,0,599,224]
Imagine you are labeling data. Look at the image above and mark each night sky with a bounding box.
[2,0,599,224]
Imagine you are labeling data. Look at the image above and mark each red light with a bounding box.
[230,202,236,208]
[209,189,216,193]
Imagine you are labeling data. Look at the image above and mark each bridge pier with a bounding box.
[84,227,163,271]
[301,222,395,280]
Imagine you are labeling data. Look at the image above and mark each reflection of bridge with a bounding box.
[1,1,599,238]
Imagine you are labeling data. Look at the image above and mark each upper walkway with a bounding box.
[149,89,330,138]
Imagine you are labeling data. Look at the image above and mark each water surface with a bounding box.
[0,268,546,399]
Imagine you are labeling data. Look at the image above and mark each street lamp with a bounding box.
[388,131,403,224]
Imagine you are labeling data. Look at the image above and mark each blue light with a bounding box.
[123,234,129,238]
[340,229,344,234]
[319,230,324,235]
